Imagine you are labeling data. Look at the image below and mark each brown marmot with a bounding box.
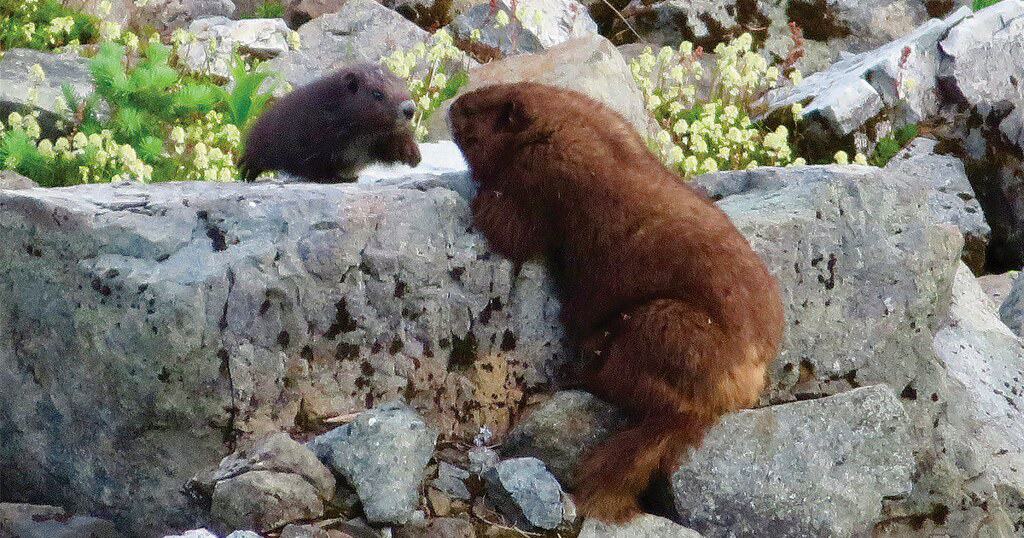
[239,63,421,183]
[449,82,785,522]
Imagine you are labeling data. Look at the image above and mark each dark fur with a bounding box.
[449,83,785,522]
[239,63,421,183]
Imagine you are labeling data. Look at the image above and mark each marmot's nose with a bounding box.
[400,100,416,120]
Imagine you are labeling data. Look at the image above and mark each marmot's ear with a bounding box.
[498,98,532,132]
[343,72,360,93]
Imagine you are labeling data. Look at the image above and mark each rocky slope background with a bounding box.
[2,0,1024,537]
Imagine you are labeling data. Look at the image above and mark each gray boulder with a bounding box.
[446,0,597,57]
[0,48,94,138]
[483,457,563,531]
[0,503,120,538]
[500,390,627,487]
[190,432,336,533]
[179,16,294,80]
[0,177,562,535]
[131,0,237,35]
[268,0,433,88]
[979,272,1015,309]
[308,401,438,525]
[425,34,649,140]
[695,165,962,404]
[673,385,915,537]
[884,137,990,273]
[283,0,348,28]
[924,262,1024,535]
[1001,273,1024,338]
[0,171,39,190]
[579,514,702,537]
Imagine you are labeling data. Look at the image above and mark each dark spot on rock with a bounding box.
[335,342,359,361]
[450,267,465,281]
[158,367,171,383]
[91,277,111,296]
[325,299,358,338]
[371,341,383,354]
[900,384,918,400]
[217,349,230,377]
[439,337,451,349]
[500,330,517,351]
[259,299,271,316]
[277,330,290,348]
[300,346,313,362]
[479,297,504,324]
[394,280,407,298]
[197,210,227,252]
[798,360,815,383]
[449,332,478,369]
[389,337,404,354]
[931,392,939,402]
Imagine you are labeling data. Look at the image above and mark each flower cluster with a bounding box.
[0,0,100,51]
[381,29,471,140]
[1,111,153,184]
[169,111,242,182]
[631,34,812,179]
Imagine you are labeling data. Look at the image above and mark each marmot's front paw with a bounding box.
[399,136,422,167]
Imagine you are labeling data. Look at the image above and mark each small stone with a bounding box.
[427,487,453,517]
[211,471,327,533]
[483,457,563,531]
[579,514,702,537]
[165,530,218,538]
[500,390,627,488]
[467,447,498,475]
[281,524,330,538]
[226,532,263,538]
[394,517,475,538]
[308,401,438,525]
[431,462,472,500]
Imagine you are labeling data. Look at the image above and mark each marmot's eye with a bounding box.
[371,90,385,101]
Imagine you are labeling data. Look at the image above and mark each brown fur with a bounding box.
[239,63,421,183]
[449,83,785,522]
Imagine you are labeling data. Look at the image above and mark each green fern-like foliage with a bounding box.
[972,0,1002,11]
[0,0,100,51]
[869,124,920,166]
[1,36,280,186]
[241,0,286,19]
[219,56,278,131]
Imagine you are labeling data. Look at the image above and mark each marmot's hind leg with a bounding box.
[573,299,767,522]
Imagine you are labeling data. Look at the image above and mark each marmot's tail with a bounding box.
[573,412,714,522]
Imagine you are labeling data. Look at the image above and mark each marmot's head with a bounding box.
[322,63,416,132]
[449,82,648,182]
[449,82,556,180]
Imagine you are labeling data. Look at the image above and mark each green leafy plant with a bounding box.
[241,0,286,19]
[630,34,808,179]
[972,0,1002,11]
[0,0,100,51]
[869,123,919,166]
[381,29,472,141]
[0,35,279,186]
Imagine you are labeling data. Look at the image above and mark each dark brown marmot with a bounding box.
[449,82,785,522]
[239,63,421,183]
